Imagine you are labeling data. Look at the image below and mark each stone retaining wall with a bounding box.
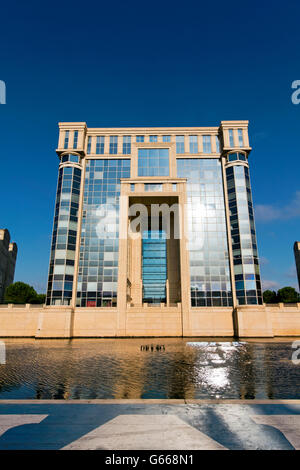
[0,303,300,338]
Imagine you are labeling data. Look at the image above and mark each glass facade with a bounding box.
[142,230,167,304]
[226,164,262,305]
[138,148,169,176]
[76,159,130,307]
[47,164,81,305]
[177,159,232,307]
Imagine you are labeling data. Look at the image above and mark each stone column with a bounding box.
[116,193,129,335]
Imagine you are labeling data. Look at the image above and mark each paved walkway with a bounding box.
[0,400,299,450]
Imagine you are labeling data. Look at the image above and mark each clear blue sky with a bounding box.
[1,0,300,293]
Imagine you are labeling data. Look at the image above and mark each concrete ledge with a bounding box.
[1,398,300,404]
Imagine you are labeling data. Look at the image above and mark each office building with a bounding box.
[46,121,262,319]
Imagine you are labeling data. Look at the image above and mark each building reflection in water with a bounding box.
[0,338,299,399]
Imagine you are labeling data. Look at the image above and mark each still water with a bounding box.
[0,338,299,399]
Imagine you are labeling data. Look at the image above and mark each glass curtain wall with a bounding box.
[77,159,130,307]
[47,164,81,305]
[138,148,169,177]
[177,159,232,307]
[142,230,167,304]
[226,164,262,305]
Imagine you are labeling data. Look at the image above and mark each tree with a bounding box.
[263,290,278,303]
[32,294,46,304]
[4,282,41,304]
[277,286,299,303]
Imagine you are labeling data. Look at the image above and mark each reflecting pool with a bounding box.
[0,338,299,399]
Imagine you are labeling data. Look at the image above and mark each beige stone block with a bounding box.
[0,311,40,337]
[236,307,273,337]
[187,309,234,337]
[35,310,72,338]
[270,308,300,336]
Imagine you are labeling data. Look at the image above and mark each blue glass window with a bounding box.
[64,131,69,149]
[228,153,238,162]
[238,129,244,147]
[215,135,220,152]
[236,280,245,290]
[71,155,79,163]
[61,154,80,164]
[144,183,163,192]
[142,230,167,303]
[149,135,158,142]
[203,135,211,153]
[189,135,198,153]
[87,136,92,154]
[162,135,171,142]
[73,131,78,149]
[176,135,184,153]
[228,153,246,162]
[138,148,169,176]
[109,136,118,154]
[96,136,104,154]
[123,136,131,154]
[136,135,144,142]
[229,129,234,147]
